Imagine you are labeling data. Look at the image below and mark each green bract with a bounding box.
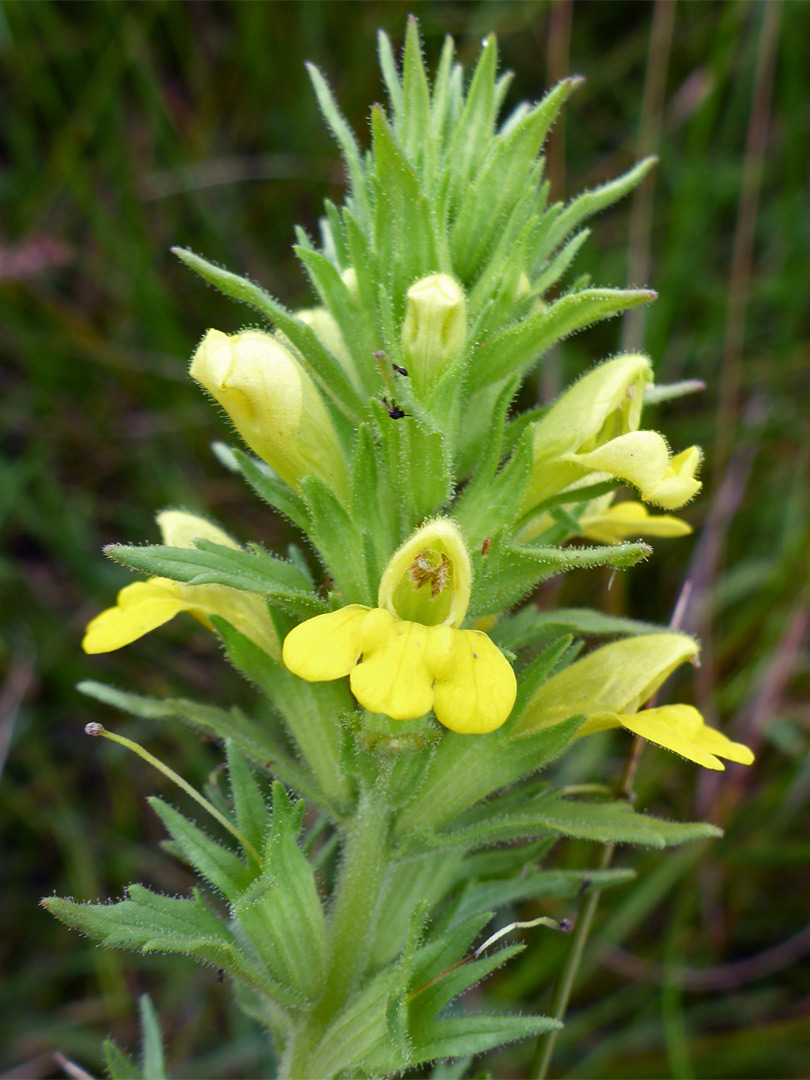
[50,20,744,1080]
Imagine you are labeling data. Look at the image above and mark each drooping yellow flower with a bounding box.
[522,353,702,516]
[512,632,753,770]
[282,519,516,734]
[83,511,279,659]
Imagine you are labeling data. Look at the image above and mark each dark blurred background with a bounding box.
[2,1,808,1077]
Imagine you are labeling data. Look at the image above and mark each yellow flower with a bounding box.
[282,520,516,734]
[82,511,279,659]
[513,632,753,770]
[523,353,702,515]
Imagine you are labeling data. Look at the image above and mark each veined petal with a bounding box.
[350,617,434,721]
[618,706,724,770]
[427,627,517,734]
[83,579,188,653]
[579,500,693,544]
[282,605,370,681]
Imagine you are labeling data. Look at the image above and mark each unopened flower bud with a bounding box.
[401,274,467,394]
[190,328,348,497]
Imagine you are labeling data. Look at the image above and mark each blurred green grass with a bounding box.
[1,1,808,1077]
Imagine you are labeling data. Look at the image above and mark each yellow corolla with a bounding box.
[513,632,753,770]
[82,510,279,659]
[282,519,516,734]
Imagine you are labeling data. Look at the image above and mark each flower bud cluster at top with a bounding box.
[88,21,725,750]
[180,21,700,572]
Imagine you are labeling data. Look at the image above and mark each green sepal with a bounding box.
[149,797,256,893]
[351,424,397,568]
[536,156,657,261]
[395,715,583,842]
[445,35,498,215]
[493,606,665,652]
[449,77,578,281]
[77,681,324,805]
[299,474,373,605]
[211,618,356,815]
[456,430,533,551]
[293,245,376,395]
[400,15,433,172]
[372,400,454,532]
[211,443,312,534]
[469,536,652,616]
[409,1013,560,1068]
[305,63,372,231]
[171,246,364,418]
[468,287,656,393]
[232,783,328,1002]
[511,635,575,722]
[377,30,404,127]
[370,106,441,314]
[226,740,270,859]
[454,376,519,491]
[105,540,325,619]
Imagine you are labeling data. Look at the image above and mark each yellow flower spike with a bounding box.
[513,633,753,770]
[83,511,280,659]
[282,518,517,734]
[189,327,349,498]
[579,499,693,544]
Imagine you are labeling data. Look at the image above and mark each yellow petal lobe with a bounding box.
[619,706,724,770]
[350,616,434,721]
[579,500,693,544]
[282,605,370,681]
[429,627,517,734]
[83,580,188,653]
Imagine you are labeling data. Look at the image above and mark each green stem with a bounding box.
[283,780,392,1078]
[531,842,614,1080]
[532,736,646,1079]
